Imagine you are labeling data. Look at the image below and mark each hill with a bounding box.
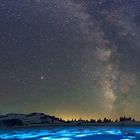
[0,113,65,128]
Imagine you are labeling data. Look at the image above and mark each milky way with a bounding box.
[0,0,140,120]
[71,0,140,118]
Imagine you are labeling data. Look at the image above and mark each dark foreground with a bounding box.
[0,126,140,140]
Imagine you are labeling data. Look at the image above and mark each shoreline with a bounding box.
[1,122,140,130]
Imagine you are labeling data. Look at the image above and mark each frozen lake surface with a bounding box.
[0,126,140,140]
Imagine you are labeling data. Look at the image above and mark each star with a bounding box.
[40,76,44,80]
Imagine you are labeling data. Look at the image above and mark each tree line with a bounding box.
[64,116,135,123]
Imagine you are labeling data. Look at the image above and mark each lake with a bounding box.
[0,126,140,140]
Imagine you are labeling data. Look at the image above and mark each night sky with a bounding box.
[0,0,140,120]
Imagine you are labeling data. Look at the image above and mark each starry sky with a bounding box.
[0,0,140,120]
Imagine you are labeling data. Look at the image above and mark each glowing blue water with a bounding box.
[0,127,140,140]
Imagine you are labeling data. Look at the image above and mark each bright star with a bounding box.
[40,76,44,80]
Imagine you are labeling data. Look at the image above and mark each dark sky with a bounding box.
[0,0,140,120]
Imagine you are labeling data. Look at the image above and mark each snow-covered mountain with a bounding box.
[0,113,65,128]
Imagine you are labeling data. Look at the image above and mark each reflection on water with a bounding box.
[0,127,140,140]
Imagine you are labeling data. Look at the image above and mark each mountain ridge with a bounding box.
[0,112,139,128]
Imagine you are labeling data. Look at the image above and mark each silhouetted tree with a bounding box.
[132,119,135,122]
[90,119,96,123]
[103,118,108,123]
[78,118,82,121]
[97,119,102,123]
[119,116,135,122]
[115,119,118,123]
[74,119,77,122]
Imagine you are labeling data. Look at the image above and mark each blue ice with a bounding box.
[0,127,139,140]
